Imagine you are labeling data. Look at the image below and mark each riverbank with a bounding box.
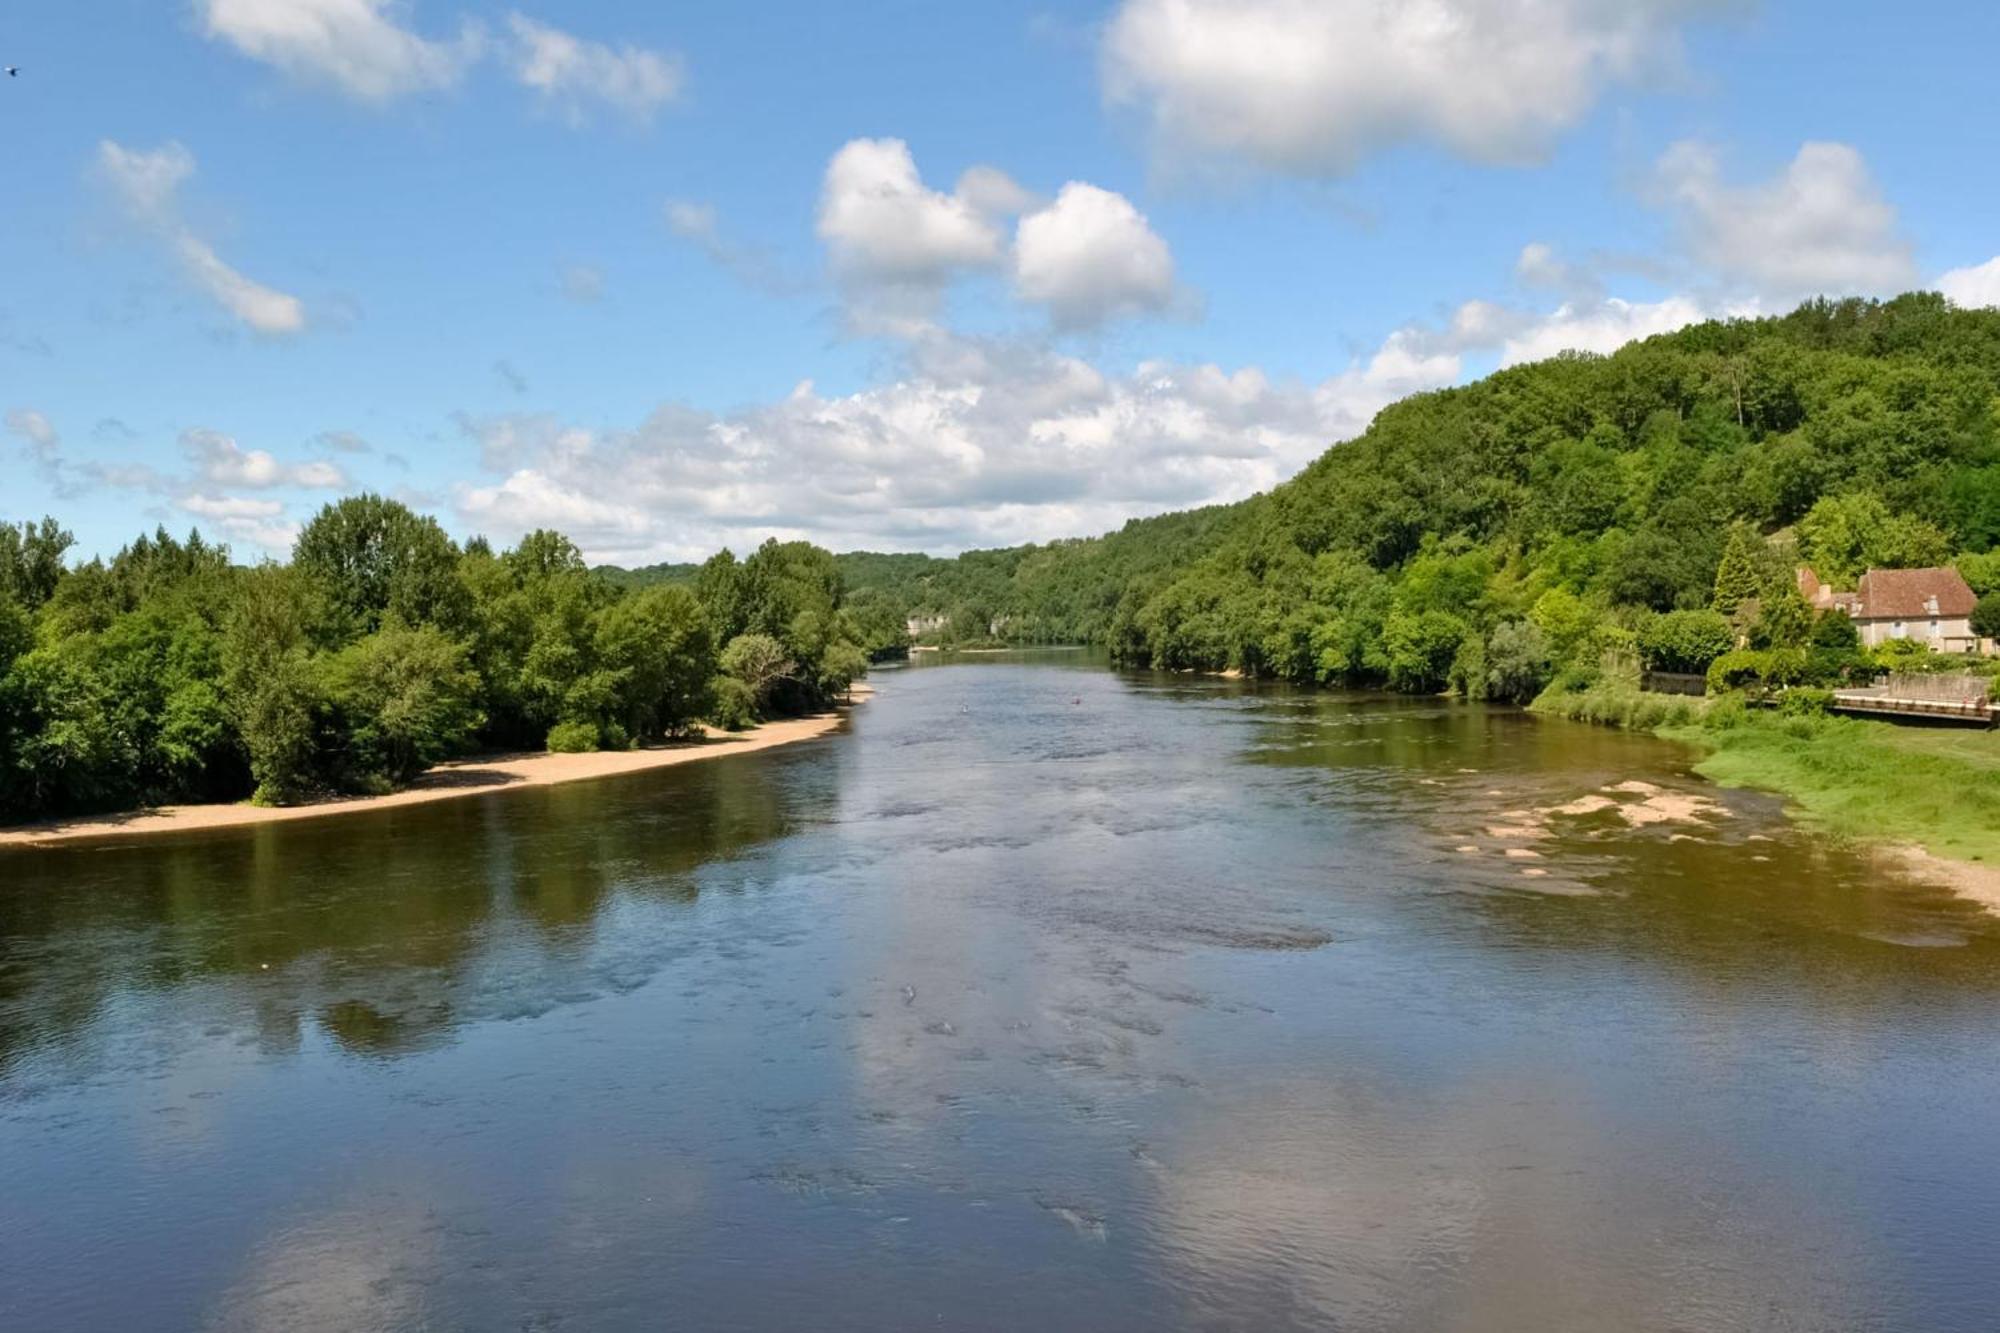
[0,686,870,850]
[1534,682,2000,911]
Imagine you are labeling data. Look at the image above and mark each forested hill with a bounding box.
[614,294,2000,689]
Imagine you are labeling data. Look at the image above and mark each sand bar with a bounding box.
[0,686,869,850]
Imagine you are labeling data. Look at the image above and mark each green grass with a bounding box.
[1536,677,2000,866]
[1663,713,2000,865]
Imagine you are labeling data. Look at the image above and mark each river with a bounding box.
[4,653,1998,1331]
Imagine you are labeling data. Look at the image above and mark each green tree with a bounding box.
[224,566,324,805]
[1637,609,1735,675]
[326,622,484,787]
[0,517,74,609]
[1711,523,1773,615]
[594,585,716,740]
[1971,593,2000,641]
[720,633,796,713]
[293,495,470,638]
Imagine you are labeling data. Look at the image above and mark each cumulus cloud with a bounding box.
[1938,256,2000,309]
[179,494,302,552]
[97,140,307,336]
[196,0,476,102]
[1102,0,1711,177]
[1015,183,1178,330]
[181,427,346,490]
[817,139,1008,316]
[1652,140,1917,304]
[1493,294,1748,365]
[454,326,1458,562]
[505,14,683,123]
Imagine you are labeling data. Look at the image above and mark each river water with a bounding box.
[4,653,1999,1331]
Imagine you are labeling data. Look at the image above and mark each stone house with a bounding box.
[1797,565,1988,653]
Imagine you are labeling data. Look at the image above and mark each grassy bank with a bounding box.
[1534,681,2000,867]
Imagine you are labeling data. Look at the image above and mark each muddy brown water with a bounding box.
[4,653,1998,1331]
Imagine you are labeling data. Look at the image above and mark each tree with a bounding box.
[720,633,796,714]
[0,517,73,609]
[1637,609,1735,675]
[1485,620,1552,703]
[1748,586,1814,650]
[326,622,484,787]
[1382,610,1467,693]
[224,566,324,805]
[1711,523,1773,615]
[594,585,715,740]
[1972,593,2000,641]
[293,495,470,638]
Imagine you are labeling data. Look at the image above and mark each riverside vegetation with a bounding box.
[8,294,2000,844]
[0,503,889,822]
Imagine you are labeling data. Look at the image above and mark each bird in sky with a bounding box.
[4,67,17,77]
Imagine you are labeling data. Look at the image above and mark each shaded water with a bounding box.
[4,654,2000,1331]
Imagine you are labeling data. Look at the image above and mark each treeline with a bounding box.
[696,294,2000,696]
[1093,294,2000,702]
[0,497,872,823]
[608,503,1237,649]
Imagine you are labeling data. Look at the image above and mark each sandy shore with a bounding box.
[0,686,870,850]
[1877,844,2000,915]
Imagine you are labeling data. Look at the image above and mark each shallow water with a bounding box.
[4,653,1999,1331]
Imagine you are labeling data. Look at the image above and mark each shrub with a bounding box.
[1707,648,1808,694]
[1637,608,1734,674]
[1779,687,1834,717]
[706,675,758,731]
[546,719,600,753]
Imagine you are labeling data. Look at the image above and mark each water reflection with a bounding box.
[4,655,2000,1332]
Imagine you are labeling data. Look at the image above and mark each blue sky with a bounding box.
[5,0,1999,563]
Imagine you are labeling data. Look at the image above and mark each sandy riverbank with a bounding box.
[1878,844,2000,915]
[0,686,870,850]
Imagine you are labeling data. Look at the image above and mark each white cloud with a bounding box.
[1494,294,1745,366]
[455,326,1458,562]
[98,140,307,336]
[5,407,59,456]
[1102,0,1709,177]
[1653,140,1916,303]
[181,428,346,489]
[1938,256,2000,309]
[196,0,475,102]
[817,139,1006,312]
[179,494,301,552]
[505,14,683,123]
[180,493,285,520]
[1015,183,1178,330]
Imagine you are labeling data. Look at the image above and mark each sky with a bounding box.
[5,0,2000,566]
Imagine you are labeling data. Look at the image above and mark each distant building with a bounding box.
[1798,565,1987,653]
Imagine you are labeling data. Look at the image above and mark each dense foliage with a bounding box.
[0,501,871,822]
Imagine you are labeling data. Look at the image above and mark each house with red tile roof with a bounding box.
[1798,565,1989,653]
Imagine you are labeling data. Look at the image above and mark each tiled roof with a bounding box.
[1853,566,1978,619]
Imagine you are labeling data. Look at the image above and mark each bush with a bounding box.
[1707,648,1808,694]
[706,675,758,731]
[1637,608,1734,674]
[1779,687,1834,717]
[546,719,600,753]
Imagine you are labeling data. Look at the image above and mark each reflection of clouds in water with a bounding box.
[1144,1074,1866,1332]
[208,1194,441,1332]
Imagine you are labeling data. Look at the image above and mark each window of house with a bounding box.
[1892,621,1906,638]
